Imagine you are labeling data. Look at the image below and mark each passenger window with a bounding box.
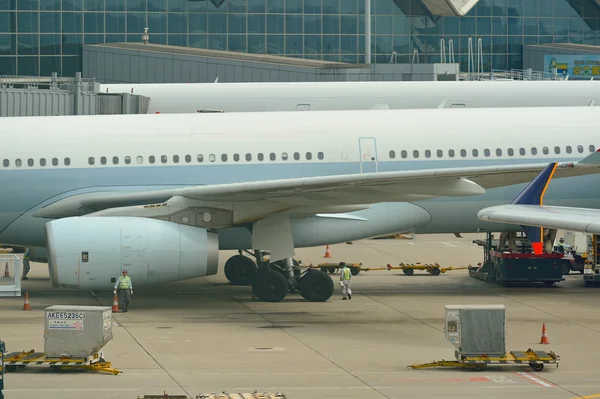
[2,159,8,167]
[209,154,215,162]
[294,152,300,160]
[113,156,119,164]
[101,157,107,165]
[389,150,395,159]
[172,155,179,163]
[246,153,252,161]
[64,158,70,166]
[554,146,560,154]
[185,155,191,163]
[233,153,240,162]
[305,152,312,160]
[40,158,46,166]
[125,156,131,164]
[507,148,514,156]
[531,147,538,155]
[198,154,204,163]
[52,158,58,166]
[460,149,466,157]
[566,146,572,154]
[425,150,431,158]
[578,145,584,153]
[282,152,288,160]
[149,156,155,164]
[472,149,478,157]
[15,159,22,167]
[590,145,596,152]
[401,150,407,158]
[448,150,455,158]
[542,147,549,155]
[436,150,443,158]
[484,149,490,157]
[221,154,228,162]
[258,153,264,161]
[161,155,167,163]
[318,152,324,160]
[519,148,526,156]
[269,153,276,161]
[88,157,95,165]
[413,150,419,158]
[28,158,34,167]
[496,149,502,156]
[136,156,143,164]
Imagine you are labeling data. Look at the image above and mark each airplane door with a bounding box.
[296,104,311,111]
[359,137,378,173]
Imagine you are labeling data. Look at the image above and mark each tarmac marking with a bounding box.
[568,394,600,398]
[516,371,556,387]
[4,389,141,392]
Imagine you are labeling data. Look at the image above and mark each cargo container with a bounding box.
[444,305,506,357]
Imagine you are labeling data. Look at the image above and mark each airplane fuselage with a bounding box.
[1,107,600,254]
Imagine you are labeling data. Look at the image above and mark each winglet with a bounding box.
[578,147,600,165]
[511,162,558,255]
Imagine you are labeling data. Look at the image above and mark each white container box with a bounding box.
[44,305,113,358]
[444,305,506,357]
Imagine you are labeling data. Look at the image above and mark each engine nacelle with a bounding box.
[45,216,219,291]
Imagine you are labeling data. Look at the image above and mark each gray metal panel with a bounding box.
[445,305,506,357]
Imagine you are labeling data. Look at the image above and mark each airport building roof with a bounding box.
[88,43,366,69]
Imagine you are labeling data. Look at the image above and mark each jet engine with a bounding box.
[45,216,218,290]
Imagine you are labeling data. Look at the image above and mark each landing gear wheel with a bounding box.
[403,268,414,276]
[530,363,544,372]
[430,267,441,276]
[351,267,359,276]
[224,255,257,285]
[251,269,288,302]
[300,270,334,302]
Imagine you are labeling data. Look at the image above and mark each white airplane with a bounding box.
[2,106,600,303]
[99,80,600,114]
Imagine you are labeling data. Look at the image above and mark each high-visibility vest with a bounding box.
[342,267,351,280]
[118,276,131,289]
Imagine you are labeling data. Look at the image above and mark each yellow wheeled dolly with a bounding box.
[2,350,122,375]
[386,263,469,276]
[409,349,560,371]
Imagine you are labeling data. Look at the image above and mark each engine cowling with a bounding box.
[45,216,219,291]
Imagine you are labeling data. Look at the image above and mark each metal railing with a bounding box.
[0,72,97,91]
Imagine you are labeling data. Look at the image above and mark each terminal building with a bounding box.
[1,0,600,78]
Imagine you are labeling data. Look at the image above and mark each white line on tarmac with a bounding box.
[234,387,391,390]
[4,389,141,392]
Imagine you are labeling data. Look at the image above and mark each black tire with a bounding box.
[351,267,359,276]
[300,270,334,302]
[251,269,288,302]
[321,267,328,273]
[328,267,336,274]
[224,255,257,285]
[530,363,544,372]
[403,268,414,276]
[430,267,441,276]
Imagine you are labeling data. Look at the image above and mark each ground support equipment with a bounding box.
[2,349,121,375]
[409,349,560,371]
[305,262,363,276]
[385,263,468,276]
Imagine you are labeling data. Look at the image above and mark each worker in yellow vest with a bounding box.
[22,248,30,280]
[113,269,133,312]
[339,263,352,300]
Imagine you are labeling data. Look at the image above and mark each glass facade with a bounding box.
[1,0,600,77]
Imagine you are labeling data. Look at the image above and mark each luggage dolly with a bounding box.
[408,349,560,371]
[306,262,365,276]
[386,263,469,276]
[2,350,122,375]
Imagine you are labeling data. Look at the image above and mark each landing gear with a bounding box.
[242,250,334,303]
[224,253,258,285]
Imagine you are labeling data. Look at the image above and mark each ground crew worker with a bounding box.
[340,263,352,300]
[557,238,570,252]
[113,270,133,312]
[22,248,30,280]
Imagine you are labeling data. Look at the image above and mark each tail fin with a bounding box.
[511,162,558,254]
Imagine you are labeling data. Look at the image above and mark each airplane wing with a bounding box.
[478,204,600,235]
[33,150,600,227]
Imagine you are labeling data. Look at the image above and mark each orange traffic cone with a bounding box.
[4,262,9,277]
[23,291,30,310]
[112,294,120,313]
[324,245,332,258]
[539,323,550,344]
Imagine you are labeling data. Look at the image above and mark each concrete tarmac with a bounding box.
[1,233,599,399]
